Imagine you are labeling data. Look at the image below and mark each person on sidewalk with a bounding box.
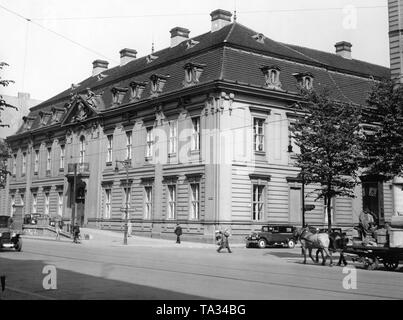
[217,229,232,253]
[174,224,182,244]
[55,222,60,241]
[73,223,80,244]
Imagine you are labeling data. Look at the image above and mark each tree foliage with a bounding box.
[291,88,365,232]
[362,80,403,181]
[0,62,17,128]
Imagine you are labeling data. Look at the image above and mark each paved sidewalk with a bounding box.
[22,227,247,249]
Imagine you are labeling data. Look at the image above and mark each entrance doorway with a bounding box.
[361,178,384,226]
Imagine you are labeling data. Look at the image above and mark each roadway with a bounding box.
[0,230,402,300]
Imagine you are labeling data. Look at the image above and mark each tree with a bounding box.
[291,88,365,232]
[362,79,403,181]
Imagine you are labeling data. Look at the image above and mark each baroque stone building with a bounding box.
[4,9,401,242]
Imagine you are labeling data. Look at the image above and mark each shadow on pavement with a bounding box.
[0,254,208,300]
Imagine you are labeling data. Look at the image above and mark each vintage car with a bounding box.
[0,215,23,251]
[245,225,296,248]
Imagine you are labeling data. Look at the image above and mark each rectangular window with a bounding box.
[32,193,37,213]
[144,186,152,219]
[126,131,132,160]
[191,117,200,151]
[105,189,111,219]
[252,185,265,221]
[168,120,177,155]
[254,118,265,152]
[60,145,65,170]
[44,192,50,215]
[22,152,27,175]
[20,193,25,207]
[190,183,200,220]
[12,154,16,175]
[146,127,153,158]
[79,138,85,164]
[107,135,113,163]
[123,187,131,209]
[46,148,52,172]
[58,192,63,216]
[10,194,15,217]
[167,185,176,219]
[34,150,39,174]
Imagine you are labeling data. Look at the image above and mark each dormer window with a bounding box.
[150,74,170,97]
[129,81,148,101]
[39,111,52,126]
[186,39,199,49]
[252,33,266,44]
[183,62,206,87]
[51,107,65,123]
[111,87,129,106]
[22,116,35,130]
[293,72,314,90]
[260,66,282,90]
[146,54,158,64]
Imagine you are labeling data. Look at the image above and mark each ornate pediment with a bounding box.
[61,96,99,125]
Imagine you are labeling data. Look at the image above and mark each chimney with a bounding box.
[388,0,403,84]
[170,27,190,47]
[335,41,352,59]
[92,59,109,76]
[210,9,232,32]
[120,48,137,66]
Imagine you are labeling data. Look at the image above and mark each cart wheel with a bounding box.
[383,259,399,271]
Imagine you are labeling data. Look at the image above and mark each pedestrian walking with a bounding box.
[127,221,133,237]
[217,228,232,253]
[55,221,60,240]
[174,224,182,244]
[73,223,80,244]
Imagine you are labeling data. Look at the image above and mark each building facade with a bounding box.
[5,9,402,242]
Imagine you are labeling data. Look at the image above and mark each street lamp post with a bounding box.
[115,159,131,245]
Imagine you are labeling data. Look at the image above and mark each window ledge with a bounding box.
[254,151,266,156]
[145,156,153,162]
[34,172,38,176]
[59,168,65,172]
[168,153,177,158]
[190,149,200,155]
[106,161,112,167]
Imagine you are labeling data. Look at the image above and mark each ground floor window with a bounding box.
[167,184,176,219]
[10,194,15,217]
[252,185,265,221]
[44,192,50,215]
[104,189,111,219]
[58,192,63,217]
[144,186,152,219]
[190,183,200,220]
[32,193,37,214]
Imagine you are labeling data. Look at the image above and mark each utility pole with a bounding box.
[71,163,77,231]
[115,159,131,245]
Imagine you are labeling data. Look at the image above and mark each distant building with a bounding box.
[3,8,402,242]
[0,92,42,138]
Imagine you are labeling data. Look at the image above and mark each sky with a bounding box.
[0,0,390,102]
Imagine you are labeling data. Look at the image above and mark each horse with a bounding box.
[293,227,333,266]
[315,231,348,266]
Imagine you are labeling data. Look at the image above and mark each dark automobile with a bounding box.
[245,225,296,248]
[0,215,22,251]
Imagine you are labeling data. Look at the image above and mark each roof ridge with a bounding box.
[281,41,389,70]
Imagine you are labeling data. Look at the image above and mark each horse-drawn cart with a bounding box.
[343,244,403,271]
